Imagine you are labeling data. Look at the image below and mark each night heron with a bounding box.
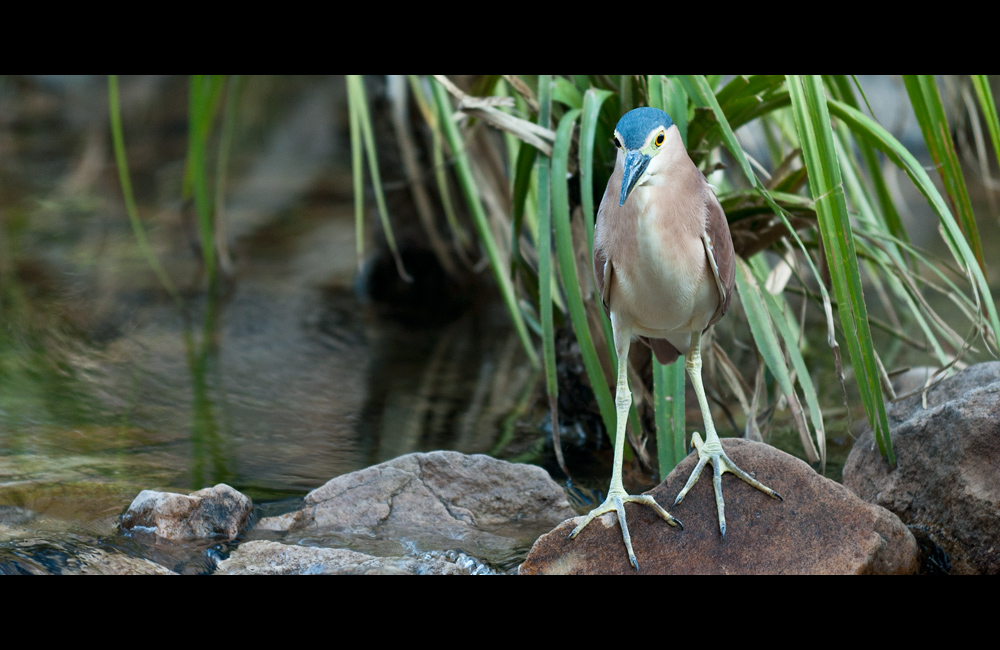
[568,107,782,570]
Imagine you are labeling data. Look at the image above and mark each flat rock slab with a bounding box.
[521,439,918,575]
[844,362,1000,574]
[215,540,489,575]
[121,483,252,542]
[256,451,576,568]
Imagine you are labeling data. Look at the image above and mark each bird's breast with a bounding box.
[610,188,718,338]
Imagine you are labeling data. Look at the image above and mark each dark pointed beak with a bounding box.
[619,150,652,206]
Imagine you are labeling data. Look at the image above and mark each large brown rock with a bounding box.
[843,362,1000,574]
[521,439,917,574]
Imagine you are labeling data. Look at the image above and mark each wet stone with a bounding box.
[256,450,576,569]
[120,483,252,543]
[215,540,493,575]
[843,361,1000,574]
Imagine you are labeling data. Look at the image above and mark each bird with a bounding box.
[568,107,782,571]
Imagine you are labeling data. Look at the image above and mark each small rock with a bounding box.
[121,483,252,543]
[843,361,1000,574]
[521,439,918,575]
[215,540,473,575]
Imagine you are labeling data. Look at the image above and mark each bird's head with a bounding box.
[612,107,676,206]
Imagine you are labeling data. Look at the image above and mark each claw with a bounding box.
[570,491,681,570]
[673,431,781,536]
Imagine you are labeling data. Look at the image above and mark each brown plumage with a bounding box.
[593,124,735,366]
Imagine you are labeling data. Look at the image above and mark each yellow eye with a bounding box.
[654,131,665,147]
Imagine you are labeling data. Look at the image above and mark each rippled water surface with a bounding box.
[0,77,552,571]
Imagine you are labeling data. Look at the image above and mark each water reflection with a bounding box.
[0,76,542,550]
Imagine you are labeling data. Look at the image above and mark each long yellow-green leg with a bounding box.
[673,330,782,537]
[569,314,681,570]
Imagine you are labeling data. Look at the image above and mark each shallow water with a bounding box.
[0,76,550,572]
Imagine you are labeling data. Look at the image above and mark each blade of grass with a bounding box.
[349,76,366,271]
[387,75,458,279]
[679,75,756,184]
[406,75,471,257]
[187,74,225,285]
[853,230,952,363]
[827,97,1000,355]
[665,77,690,148]
[534,76,567,474]
[107,75,182,309]
[511,141,543,309]
[832,126,959,366]
[711,340,760,441]
[903,75,985,277]
[431,78,539,368]
[653,355,687,476]
[736,257,819,464]
[748,254,825,468]
[552,77,583,109]
[788,74,893,464]
[213,74,241,278]
[579,88,621,385]
[551,107,619,449]
[346,75,411,282]
[580,88,614,263]
[971,75,1000,183]
[826,75,911,260]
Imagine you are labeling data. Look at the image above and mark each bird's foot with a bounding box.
[568,490,681,571]
[672,432,782,538]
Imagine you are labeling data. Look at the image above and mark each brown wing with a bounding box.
[593,156,622,321]
[704,185,736,326]
[593,236,611,319]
